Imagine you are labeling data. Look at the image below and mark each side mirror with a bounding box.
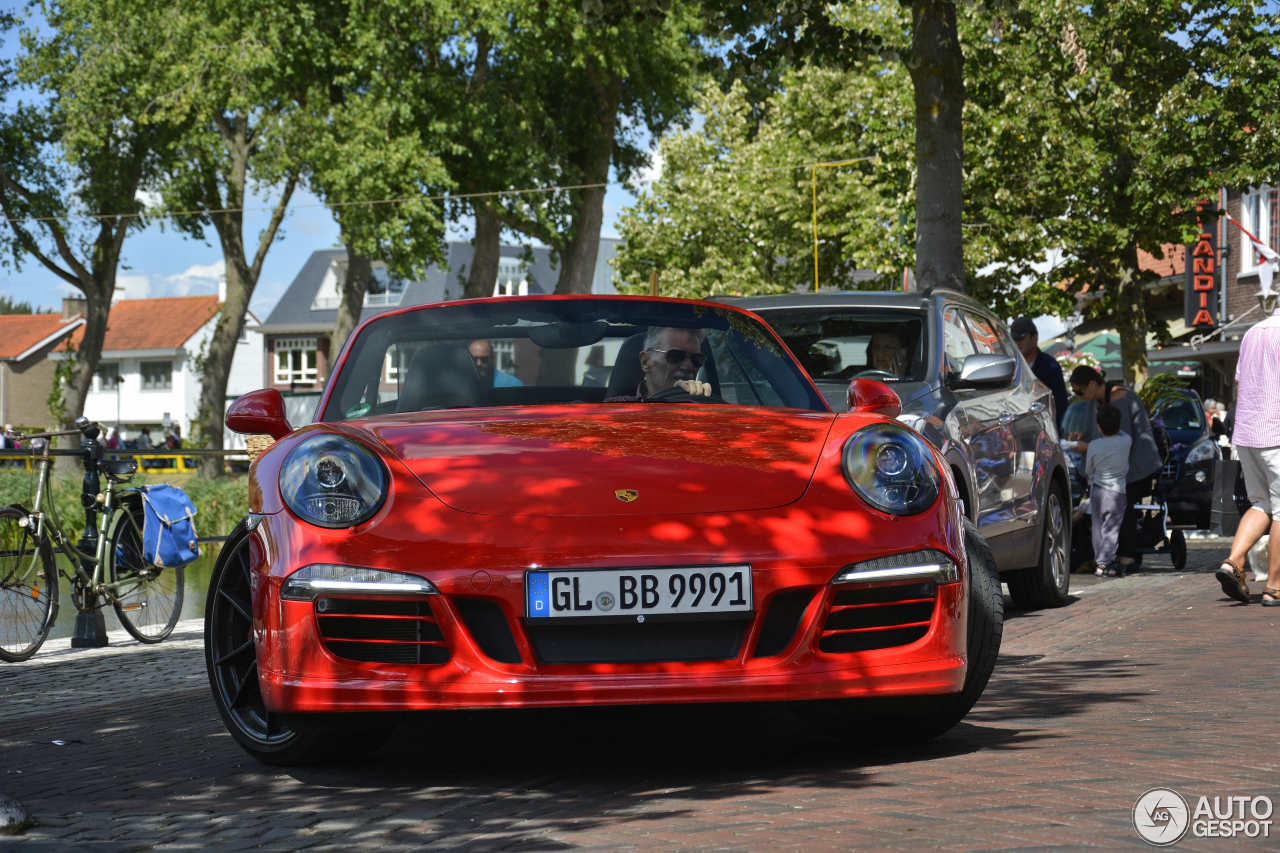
[952,354,1017,389]
[847,377,902,419]
[226,389,292,440]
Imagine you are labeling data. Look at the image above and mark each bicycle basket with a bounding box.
[139,484,200,568]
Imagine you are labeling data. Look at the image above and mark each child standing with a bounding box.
[1086,403,1131,577]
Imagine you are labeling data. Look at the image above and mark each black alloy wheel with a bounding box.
[205,521,390,765]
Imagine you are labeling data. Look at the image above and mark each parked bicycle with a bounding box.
[0,418,183,662]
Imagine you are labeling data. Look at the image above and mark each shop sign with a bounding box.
[1185,202,1218,328]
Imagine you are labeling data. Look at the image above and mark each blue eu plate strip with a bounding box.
[526,571,549,618]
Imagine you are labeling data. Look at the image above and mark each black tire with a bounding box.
[1007,482,1071,609]
[109,503,183,643]
[205,522,389,765]
[0,506,58,662]
[892,519,1005,738]
[1170,529,1187,572]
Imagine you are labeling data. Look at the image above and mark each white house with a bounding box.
[60,294,262,448]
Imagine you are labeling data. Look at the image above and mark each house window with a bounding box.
[493,259,529,297]
[384,343,414,384]
[365,265,407,307]
[96,361,120,391]
[274,337,319,385]
[1241,186,1277,272]
[493,340,516,373]
[140,360,172,391]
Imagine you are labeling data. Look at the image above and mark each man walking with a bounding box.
[1010,316,1069,431]
[1215,292,1280,606]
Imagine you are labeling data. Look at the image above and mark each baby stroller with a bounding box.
[1066,480,1187,573]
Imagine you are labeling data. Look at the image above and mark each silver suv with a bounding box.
[726,290,1073,608]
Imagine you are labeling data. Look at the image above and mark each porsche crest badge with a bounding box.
[614,489,639,503]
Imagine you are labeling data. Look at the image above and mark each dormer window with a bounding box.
[493,259,529,297]
[310,260,408,310]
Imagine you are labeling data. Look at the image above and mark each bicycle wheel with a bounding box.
[109,502,184,642]
[0,506,58,662]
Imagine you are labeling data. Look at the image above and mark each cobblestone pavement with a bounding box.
[2,539,1277,851]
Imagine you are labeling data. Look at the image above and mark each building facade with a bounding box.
[60,294,263,446]
[0,307,84,430]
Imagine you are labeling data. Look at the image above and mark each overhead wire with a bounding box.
[0,156,879,228]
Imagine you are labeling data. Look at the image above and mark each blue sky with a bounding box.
[0,19,643,317]
[0,181,637,319]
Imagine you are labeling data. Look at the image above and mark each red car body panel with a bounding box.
[245,405,970,714]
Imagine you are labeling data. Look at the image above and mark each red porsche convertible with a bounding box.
[206,295,1003,764]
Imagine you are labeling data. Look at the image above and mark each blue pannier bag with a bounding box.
[139,484,200,568]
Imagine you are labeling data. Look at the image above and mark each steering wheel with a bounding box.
[853,369,897,381]
[645,386,725,404]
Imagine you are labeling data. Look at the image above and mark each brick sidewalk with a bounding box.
[1,540,1277,851]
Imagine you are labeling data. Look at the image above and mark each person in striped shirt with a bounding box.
[1215,291,1280,606]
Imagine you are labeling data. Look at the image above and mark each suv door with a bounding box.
[966,310,1044,534]
[942,304,1017,539]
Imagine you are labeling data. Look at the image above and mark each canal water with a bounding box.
[47,548,219,640]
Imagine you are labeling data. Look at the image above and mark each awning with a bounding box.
[1149,339,1241,361]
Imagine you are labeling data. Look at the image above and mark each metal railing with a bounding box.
[0,447,251,474]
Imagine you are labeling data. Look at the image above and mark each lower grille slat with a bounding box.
[315,596,451,665]
[819,581,938,653]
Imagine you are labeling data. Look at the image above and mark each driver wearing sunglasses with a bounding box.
[638,326,713,399]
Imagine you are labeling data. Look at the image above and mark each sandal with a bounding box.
[1215,559,1251,605]
[1263,587,1280,608]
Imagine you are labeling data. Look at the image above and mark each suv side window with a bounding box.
[964,312,1011,358]
[942,305,978,375]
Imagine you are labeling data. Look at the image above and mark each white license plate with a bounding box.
[525,566,752,619]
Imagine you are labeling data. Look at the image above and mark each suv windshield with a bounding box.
[320,298,827,420]
[1153,395,1203,431]
[747,309,926,383]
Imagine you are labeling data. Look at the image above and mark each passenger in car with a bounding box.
[469,340,523,388]
[868,330,906,376]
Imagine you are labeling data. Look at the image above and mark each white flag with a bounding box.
[1248,233,1279,294]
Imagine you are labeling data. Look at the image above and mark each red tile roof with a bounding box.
[1138,244,1186,279]
[0,313,83,360]
[64,295,220,352]
[1053,243,1187,297]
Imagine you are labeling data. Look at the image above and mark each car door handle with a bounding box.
[1029,402,1045,413]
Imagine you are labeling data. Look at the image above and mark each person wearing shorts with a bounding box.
[1215,293,1280,606]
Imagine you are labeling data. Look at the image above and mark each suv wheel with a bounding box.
[1007,483,1071,609]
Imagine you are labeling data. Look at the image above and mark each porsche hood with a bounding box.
[362,406,836,516]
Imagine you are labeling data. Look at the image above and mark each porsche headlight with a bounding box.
[1185,439,1220,466]
[280,434,387,527]
[841,423,941,515]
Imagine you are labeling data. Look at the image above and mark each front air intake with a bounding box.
[315,596,450,665]
[817,581,936,653]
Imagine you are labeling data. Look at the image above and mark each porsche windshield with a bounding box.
[320,298,828,420]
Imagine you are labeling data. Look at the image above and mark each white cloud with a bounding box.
[135,189,163,210]
[637,149,664,186]
[165,260,225,296]
[113,274,152,302]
